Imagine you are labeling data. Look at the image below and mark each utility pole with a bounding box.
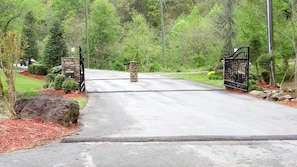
[266,0,275,86]
[159,0,166,69]
[84,0,90,68]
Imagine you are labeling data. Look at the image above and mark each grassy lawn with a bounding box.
[170,73,224,88]
[72,98,88,108]
[0,70,87,108]
[0,71,44,97]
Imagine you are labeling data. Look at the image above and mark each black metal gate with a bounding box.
[79,46,85,92]
[224,46,250,92]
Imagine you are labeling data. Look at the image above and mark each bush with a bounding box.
[50,65,62,74]
[275,67,294,83]
[207,71,215,77]
[257,54,271,70]
[261,70,270,84]
[149,63,162,72]
[110,61,125,71]
[43,73,56,88]
[248,80,263,92]
[28,64,48,75]
[209,75,223,80]
[62,78,78,94]
[53,74,65,90]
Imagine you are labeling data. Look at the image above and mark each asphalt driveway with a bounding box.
[1,69,297,167]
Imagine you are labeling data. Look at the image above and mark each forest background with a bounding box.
[1,0,296,84]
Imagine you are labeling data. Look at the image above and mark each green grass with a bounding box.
[1,71,88,108]
[73,98,88,108]
[0,70,44,97]
[170,73,224,88]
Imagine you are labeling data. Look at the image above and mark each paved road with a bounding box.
[1,69,297,167]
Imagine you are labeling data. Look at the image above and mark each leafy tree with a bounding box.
[51,0,84,20]
[279,0,297,88]
[22,11,39,63]
[167,6,222,70]
[62,13,84,53]
[89,0,120,69]
[0,0,44,34]
[43,19,68,67]
[0,31,27,116]
[118,13,161,71]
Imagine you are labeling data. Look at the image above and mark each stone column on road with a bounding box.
[129,61,138,82]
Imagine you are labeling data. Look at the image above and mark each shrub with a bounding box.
[62,78,78,94]
[215,69,223,77]
[261,70,270,84]
[207,71,215,77]
[53,74,65,90]
[209,75,223,80]
[149,63,162,72]
[257,53,271,70]
[50,65,62,74]
[43,73,56,88]
[28,64,48,75]
[248,79,263,92]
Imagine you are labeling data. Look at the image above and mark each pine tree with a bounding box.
[22,11,39,64]
[43,19,68,67]
[215,0,235,59]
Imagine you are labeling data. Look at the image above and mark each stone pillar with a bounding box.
[61,57,80,82]
[129,61,138,82]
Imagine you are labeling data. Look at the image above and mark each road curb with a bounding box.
[61,135,297,143]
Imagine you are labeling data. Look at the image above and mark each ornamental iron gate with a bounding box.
[79,46,85,92]
[224,46,250,92]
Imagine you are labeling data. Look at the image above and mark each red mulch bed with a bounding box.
[0,71,86,153]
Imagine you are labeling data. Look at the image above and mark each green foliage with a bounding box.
[89,0,120,69]
[44,73,56,88]
[50,65,62,74]
[51,0,84,20]
[149,63,162,72]
[28,64,48,75]
[22,11,39,62]
[261,70,270,84]
[249,72,261,81]
[43,19,68,67]
[257,54,271,70]
[62,78,78,94]
[207,71,223,80]
[275,66,294,83]
[118,13,162,71]
[248,79,264,92]
[53,74,65,90]
[170,73,224,88]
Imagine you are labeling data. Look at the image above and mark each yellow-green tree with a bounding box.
[0,31,26,116]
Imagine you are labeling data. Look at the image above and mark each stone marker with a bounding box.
[129,61,138,82]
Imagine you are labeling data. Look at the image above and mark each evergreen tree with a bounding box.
[22,11,39,64]
[215,0,235,59]
[43,19,68,67]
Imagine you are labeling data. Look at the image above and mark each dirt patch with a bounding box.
[0,71,86,153]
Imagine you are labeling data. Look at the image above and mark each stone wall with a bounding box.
[61,57,80,81]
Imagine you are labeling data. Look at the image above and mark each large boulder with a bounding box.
[14,96,79,126]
